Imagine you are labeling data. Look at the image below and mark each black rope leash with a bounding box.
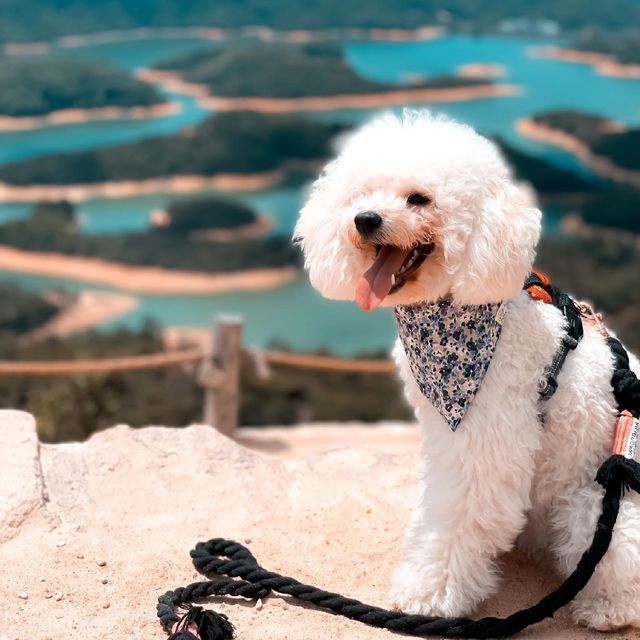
[158,336,640,640]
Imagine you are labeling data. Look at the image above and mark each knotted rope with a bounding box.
[157,336,640,640]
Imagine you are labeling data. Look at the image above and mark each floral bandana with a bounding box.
[394,300,507,431]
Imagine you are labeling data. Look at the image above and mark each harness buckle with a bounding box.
[538,377,558,401]
[539,334,579,401]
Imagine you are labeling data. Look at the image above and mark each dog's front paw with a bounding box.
[388,564,471,618]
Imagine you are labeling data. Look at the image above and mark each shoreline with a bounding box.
[0,169,286,203]
[0,245,298,295]
[189,215,276,242]
[26,290,139,341]
[2,25,443,55]
[529,46,640,79]
[516,118,640,188]
[137,68,521,112]
[456,62,507,78]
[0,102,181,131]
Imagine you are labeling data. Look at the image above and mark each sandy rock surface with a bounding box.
[0,411,637,640]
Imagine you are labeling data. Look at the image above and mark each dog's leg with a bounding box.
[549,484,640,630]
[389,407,541,617]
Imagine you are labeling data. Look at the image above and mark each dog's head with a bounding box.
[294,111,541,309]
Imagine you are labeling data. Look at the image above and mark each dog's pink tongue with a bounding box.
[356,246,408,311]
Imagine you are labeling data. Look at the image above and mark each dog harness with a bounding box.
[523,271,640,459]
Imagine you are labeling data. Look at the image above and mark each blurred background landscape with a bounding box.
[1,0,640,440]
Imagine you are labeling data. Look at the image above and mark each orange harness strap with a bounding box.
[524,269,553,305]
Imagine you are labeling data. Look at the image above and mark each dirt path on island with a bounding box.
[26,290,138,341]
[561,213,640,247]
[456,63,507,78]
[188,215,275,242]
[517,118,640,187]
[0,245,298,295]
[0,170,286,203]
[0,102,180,132]
[529,46,640,79]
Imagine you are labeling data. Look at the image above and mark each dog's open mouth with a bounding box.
[355,242,434,311]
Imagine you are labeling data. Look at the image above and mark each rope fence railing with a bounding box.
[0,348,395,376]
[1,315,395,435]
[0,348,205,375]
[259,349,395,373]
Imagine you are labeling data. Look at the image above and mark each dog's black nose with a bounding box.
[354,211,382,237]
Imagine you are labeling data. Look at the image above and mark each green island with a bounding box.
[530,110,640,171]
[524,110,640,233]
[0,111,343,185]
[1,0,639,43]
[165,197,257,231]
[152,43,493,98]
[571,28,640,65]
[0,56,163,117]
[0,200,298,272]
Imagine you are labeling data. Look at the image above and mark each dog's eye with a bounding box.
[406,193,431,206]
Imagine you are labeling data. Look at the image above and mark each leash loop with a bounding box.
[159,451,637,640]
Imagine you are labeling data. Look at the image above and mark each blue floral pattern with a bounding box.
[395,300,506,431]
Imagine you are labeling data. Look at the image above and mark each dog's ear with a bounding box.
[450,178,541,304]
[293,166,359,301]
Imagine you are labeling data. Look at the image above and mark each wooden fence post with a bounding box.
[200,314,243,436]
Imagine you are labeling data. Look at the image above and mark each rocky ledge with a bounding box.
[0,411,633,639]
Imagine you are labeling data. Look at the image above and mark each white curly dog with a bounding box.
[294,110,640,631]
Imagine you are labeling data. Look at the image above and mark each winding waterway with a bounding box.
[1,34,639,354]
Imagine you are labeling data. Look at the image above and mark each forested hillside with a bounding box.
[1,0,639,43]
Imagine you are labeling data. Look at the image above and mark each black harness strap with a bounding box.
[523,273,584,401]
[158,284,640,640]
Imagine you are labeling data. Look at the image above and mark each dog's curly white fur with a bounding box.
[295,110,640,630]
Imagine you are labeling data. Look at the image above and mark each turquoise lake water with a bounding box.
[1,34,639,354]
